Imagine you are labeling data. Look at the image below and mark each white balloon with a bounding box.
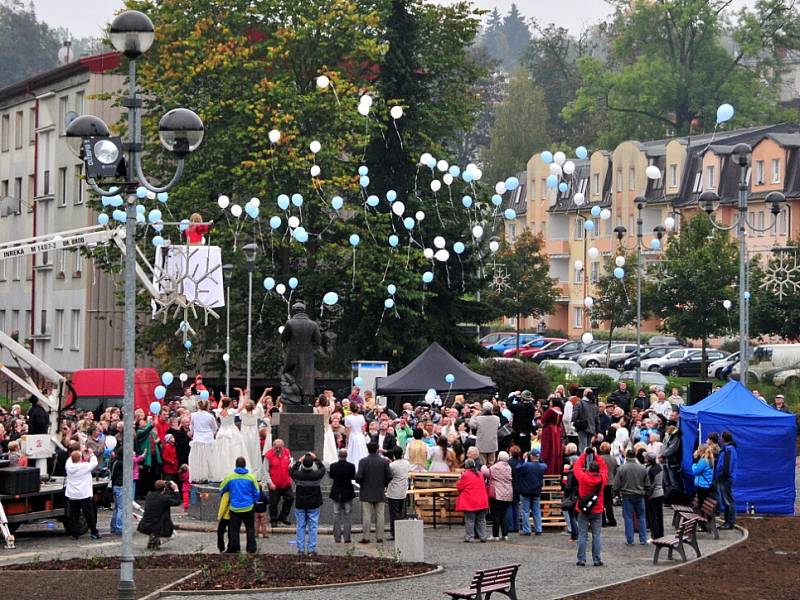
[430,180,441,192]
[495,182,507,194]
[563,160,575,175]
[278,326,285,335]
[358,103,370,116]
[423,248,434,259]
[574,260,584,272]
[420,153,432,166]
[433,236,446,249]
[231,204,242,217]
[443,173,453,186]
[615,255,626,267]
[360,94,373,107]
[217,195,230,209]
[222,352,230,362]
[582,332,594,344]
[434,249,450,262]
[390,106,404,119]
[472,225,484,239]
[437,160,449,172]
[316,75,330,89]
[723,299,732,310]
[147,190,156,200]
[250,197,260,208]
[573,192,585,206]
[587,247,600,259]
[179,372,188,383]
[288,215,300,228]
[392,201,405,217]
[600,208,611,221]
[665,216,676,231]
[584,296,594,308]
[646,165,662,180]
[310,165,321,177]
[554,151,566,166]
[268,129,280,144]
[489,240,500,253]
[473,168,483,181]
[415,210,425,221]
[310,140,321,154]
[549,163,563,177]
[276,283,286,295]
[466,163,477,174]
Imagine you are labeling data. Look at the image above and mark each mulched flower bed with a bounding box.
[4,552,435,592]
[564,517,800,600]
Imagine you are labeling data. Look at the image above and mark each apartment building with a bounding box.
[0,52,125,374]
[509,123,800,338]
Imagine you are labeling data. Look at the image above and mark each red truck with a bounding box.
[66,368,162,416]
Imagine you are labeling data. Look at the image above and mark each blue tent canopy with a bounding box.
[680,380,796,515]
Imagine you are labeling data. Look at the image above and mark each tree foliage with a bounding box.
[590,249,640,344]
[0,1,61,87]
[478,4,530,71]
[750,244,800,341]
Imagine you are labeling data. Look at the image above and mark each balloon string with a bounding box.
[445,262,451,288]
[406,237,412,269]
[457,255,465,292]
[270,231,275,269]
[374,309,386,337]
[392,120,404,151]
[330,83,341,106]
[445,383,453,405]
[413,166,420,200]
[381,255,391,283]
[447,185,455,210]
[351,247,357,290]
[434,195,444,228]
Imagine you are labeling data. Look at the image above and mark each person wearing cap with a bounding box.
[290,452,326,555]
[508,390,535,453]
[469,401,501,467]
[773,394,791,413]
[515,448,548,535]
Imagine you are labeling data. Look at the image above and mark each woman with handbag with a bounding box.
[487,451,513,540]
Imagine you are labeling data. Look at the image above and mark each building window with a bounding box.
[757,211,765,236]
[39,309,47,336]
[75,91,84,115]
[54,309,64,349]
[574,263,584,283]
[24,310,31,340]
[529,180,535,200]
[592,173,600,195]
[27,174,34,211]
[12,256,21,280]
[573,307,584,329]
[628,214,635,235]
[779,208,788,235]
[669,164,677,187]
[578,177,588,195]
[11,310,19,336]
[0,310,4,332]
[70,309,81,351]
[772,158,781,183]
[43,170,50,196]
[575,216,585,240]
[616,169,622,192]
[692,172,702,193]
[541,179,547,200]
[73,165,83,204]
[508,223,516,243]
[1,114,8,151]
[755,160,765,184]
[14,177,22,202]
[603,212,613,237]
[59,96,69,135]
[590,261,600,283]
[705,165,715,189]
[0,179,6,197]
[540,221,546,238]
[628,167,636,191]
[28,107,35,144]
[14,111,23,148]
[57,249,66,274]
[0,259,6,281]
[58,167,68,206]
[74,250,83,275]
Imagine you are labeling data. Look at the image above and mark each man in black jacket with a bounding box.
[659,420,685,504]
[508,390,535,453]
[137,480,181,550]
[290,453,326,555]
[356,442,392,544]
[574,390,600,453]
[370,420,397,455]
[26,394,50,435]
[609,382,631,415]
[328,448,356,543]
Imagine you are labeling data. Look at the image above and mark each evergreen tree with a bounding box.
[501,3,530,69]
[0,1,61,87]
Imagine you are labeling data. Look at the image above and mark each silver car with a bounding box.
[640,347,694,372]
[619,370,669,387]
[577,343,638,368]
[539,359,582,378]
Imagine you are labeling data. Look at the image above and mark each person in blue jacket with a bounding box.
[714,431,738,529]
[691,444,715,507]
[515,450,548,535]
[220,456,261,553]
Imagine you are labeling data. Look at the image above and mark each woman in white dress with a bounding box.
[315,395,337,466]
[212,397,250,481]
[428,436,455,473]
[188,399,218,482]
[344,403,368,467]
[239,400,262,477]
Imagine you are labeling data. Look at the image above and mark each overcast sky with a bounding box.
[32,0,756,39]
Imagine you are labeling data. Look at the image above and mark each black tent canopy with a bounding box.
[375,342,496,396]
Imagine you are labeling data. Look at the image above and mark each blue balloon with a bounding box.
[136,213,145,224]
[591,205,601,218]
[613,267,625,279]
[424,156,437,169]
[505,177,519,191]
[354,376,364,386]
[388,234,399,247]
[584,219,595,231]
[504,208,516,220]
[184,340,193,350]
[445,373,455,384]
[199,389,209,401]
[359,175,370,188]
[422,271,433,283]
[291,193,304,207]
[136,186,148,199]
[546,175,558,188]
[113,210,126,223]
[152,235,164,247]
[386,190,397,203]
[331,196,344,210]
[157,192,169,203]
[148,209,162,223]
[491,194,502,206]
[102,196,111,207]
[453,241,465,254]
[179,219,190,231]
[541,151,553,164]
[288,277,299,289]
[154,385,166,400]
[358,165,369,176]
[270,216,282,229]
[744,291,751,300]
[323,291,339,305]
[162,372,174,386]
[448,165,461,177]
[98,213,109,226]
[462,171,474,183]
[153,223,163,232]
[277,194,290,210]
[384,298,395,309]
[264,277,275,290]
[403,217,415,230]
[110,195,123,207]
[650,238,661,250]
[558,182,568,193]
[576,146,588,160]
[716,103,734,124]
[349,234,360,247]
[136,204,146,214]
[387,284,397,295]
[462,195,473,208]
[366,195,379,207]
[149,401,161,415]
[293,227,309,243]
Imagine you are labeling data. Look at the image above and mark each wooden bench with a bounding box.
[652,517,700,564]
[672,498,719,539]
[444,564,520,600]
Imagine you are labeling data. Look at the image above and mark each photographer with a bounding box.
[573,447,608,567]
[137,479,181,550]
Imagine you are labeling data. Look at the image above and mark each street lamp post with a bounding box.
[222,263,233,397]
[700,143,785,386]
[65,10,203,600]
[242,243,257,394]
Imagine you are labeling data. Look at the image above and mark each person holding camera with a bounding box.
[137,479,181,550]
[572,447,608,566]
[515,449,548,536]
[291,452,326,556]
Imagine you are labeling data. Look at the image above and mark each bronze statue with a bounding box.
[280,302,321,406]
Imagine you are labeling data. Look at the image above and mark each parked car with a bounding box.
[708,352,739,380]
[581,367,621,381]
[619,346,680,371]
[576,343,639,368]
[534,340,583,363]
[562,341,615,361]
[640,347,698,372]
[487,333,542,353]
[658,350,729,377]
[618,370,669,387]
[479,331,516,348]
[539,359,582,378]
[740,344,800,385]
[504,337,567,358]
[647,335,685,347]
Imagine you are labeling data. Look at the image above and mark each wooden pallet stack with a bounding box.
[540,474,567,528]
[408,472,463,526]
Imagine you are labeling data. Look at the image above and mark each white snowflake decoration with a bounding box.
[759,249,800,301]
[490,267,510,293]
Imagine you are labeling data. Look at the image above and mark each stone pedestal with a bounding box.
[273,412,324,461]
[188,484,221,521]
[395,518,424,562]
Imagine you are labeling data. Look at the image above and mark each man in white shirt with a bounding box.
[652,391,672,419]
[65,450,100,540]
[386,446,411,540]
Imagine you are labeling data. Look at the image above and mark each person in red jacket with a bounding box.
[161,434,179,485]
[262,438,294,527]
[573,447,608,567]
[456,458,489,543]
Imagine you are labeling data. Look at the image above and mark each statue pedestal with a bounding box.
[273,412,324,461]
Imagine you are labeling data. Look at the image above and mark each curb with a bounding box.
[549,523,749,600]
[142,564,444,598]
[175,523,389,535]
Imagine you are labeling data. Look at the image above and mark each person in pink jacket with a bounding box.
[456,458,489,543]
[486,451,514,540]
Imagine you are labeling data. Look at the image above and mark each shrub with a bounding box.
[578,374,617,396]
[472,359,551,399]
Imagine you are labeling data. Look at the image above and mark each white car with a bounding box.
[707,352,738,379]
[581,367,621,381]
[539,359,582,378]
[576,343,638,368]
[619,371,669,387]
[640,348,695,372]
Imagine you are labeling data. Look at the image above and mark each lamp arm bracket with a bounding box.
[87,179,124,197]
[134,156,185,194]
[707,214,738,232]
[743,213,779,232]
